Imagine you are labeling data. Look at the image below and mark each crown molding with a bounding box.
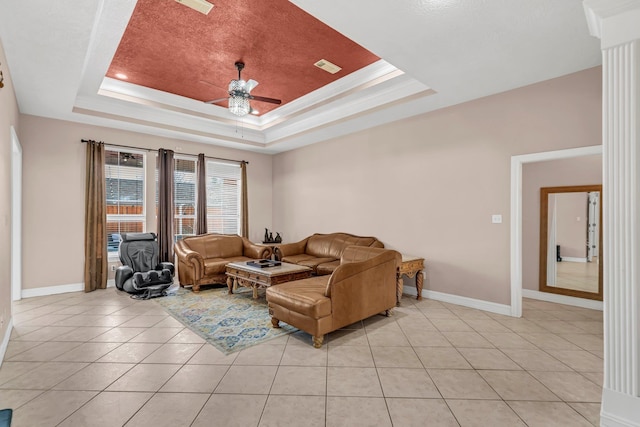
[265,74,431,144]
[583,0,640,47]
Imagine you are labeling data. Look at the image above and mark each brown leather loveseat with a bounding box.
[174,233,271,292]
[274,232,384,275]
[267,246,401,348]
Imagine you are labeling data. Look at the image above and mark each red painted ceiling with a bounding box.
[107,0,379,115]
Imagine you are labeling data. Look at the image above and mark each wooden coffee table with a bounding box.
[225,261,313,299]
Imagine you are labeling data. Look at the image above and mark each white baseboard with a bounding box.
[522,289,603,311]
[0,318,13,368]
[601,388,640,427]
[22,283,84,298]
[21,281,115,299]
[559,257,588,263]
[403,286,512,316]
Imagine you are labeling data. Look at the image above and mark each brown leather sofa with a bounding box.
[174,233,271,292]
[274,232,384,275]
[267,246,401,348]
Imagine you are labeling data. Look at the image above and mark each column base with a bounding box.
[601,387,640,427]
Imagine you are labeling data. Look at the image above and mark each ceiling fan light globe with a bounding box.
[229,79,246,92]
[229,95,250,116]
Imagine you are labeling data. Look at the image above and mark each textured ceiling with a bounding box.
[106,0,379,114]
[0,0,602,153]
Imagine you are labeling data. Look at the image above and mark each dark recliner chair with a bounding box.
[115,233,175,299]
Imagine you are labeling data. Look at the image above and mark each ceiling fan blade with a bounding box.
[250,95,282,105]
[204,97,229,104]
[245,79,259,93]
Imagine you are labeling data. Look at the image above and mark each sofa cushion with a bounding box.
[203,258,228,276]
[184,234,244,259]
[281,254,337,273]
[315,260,340,276]
[267,276,332,319]
[281,254,317,264]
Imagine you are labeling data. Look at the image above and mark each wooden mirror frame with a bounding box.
[539,185,603,301]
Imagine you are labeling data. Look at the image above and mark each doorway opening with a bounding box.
[510,145,602,317]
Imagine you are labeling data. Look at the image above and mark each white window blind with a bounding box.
[206,160,241,234]
[105,149,146,252]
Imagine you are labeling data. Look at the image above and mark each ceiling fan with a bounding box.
[205,62,281,116]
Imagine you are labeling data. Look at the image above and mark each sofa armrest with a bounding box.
[325,250,400,328]
[274,237,309,259]
[325,248,400,327]
[174,240,205,280]
[327,248,401,297]
[242,238,272,259]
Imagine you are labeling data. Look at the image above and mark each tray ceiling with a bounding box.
[0,0,601,153]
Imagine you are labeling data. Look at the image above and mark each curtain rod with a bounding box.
[80,139,248,165]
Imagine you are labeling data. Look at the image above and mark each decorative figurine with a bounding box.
[274,232,282,243]
[269,232,274,242]
[264,228,269,243]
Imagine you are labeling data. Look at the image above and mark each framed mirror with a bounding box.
[539,185,603,300]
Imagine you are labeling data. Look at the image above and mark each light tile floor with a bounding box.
[0,288,603,426]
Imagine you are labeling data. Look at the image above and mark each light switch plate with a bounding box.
[492,214,502,224]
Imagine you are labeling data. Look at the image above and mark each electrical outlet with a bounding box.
[111,265,116,271]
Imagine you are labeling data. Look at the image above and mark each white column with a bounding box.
[583,1,640,426]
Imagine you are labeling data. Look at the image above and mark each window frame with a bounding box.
[105,146,147,258]
[173,154,198,242]
[205,159,242,235]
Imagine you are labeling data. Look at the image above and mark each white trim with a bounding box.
[21,283,84,298]
[510,156,523,317]
[583,0,640,49]
[522,289,603,311]
[601,388,640,427]
[510,145,603,318]
[0,318,13,367]
[21,281,117,298]
[403,286,511,316]
[11,126,22,302]
[559,257,588,263]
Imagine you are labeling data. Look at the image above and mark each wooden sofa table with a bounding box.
[226,261,312,299]
[397,255,425,304]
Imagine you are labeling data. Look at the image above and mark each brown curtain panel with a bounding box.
[84,140,107,292]
[196,153,207,235]
[241,161,249,238]
[158,148,175,263]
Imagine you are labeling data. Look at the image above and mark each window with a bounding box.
[155,156,242,240]
[105,149,145,252]
[174,157,197,241]
[206,161,241,234]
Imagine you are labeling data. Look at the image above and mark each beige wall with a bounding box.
[522,155,602,291]
[273,67,602,305]
[18,115,273,290]
[0,37,20,346]
[555,192,588,258]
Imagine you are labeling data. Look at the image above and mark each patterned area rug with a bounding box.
[155,286,297,354]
